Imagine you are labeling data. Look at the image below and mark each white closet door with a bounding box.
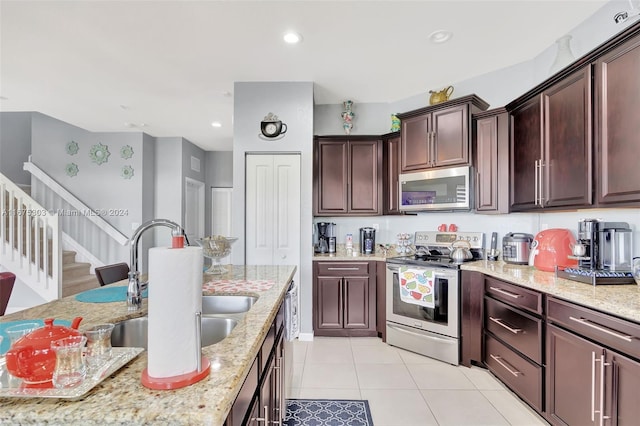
[273,155,301,265]
[246,154,300,266]
[184,178,205,242]
[211,188,233,236]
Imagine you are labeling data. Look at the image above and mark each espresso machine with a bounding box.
[557,219,635,285]
[315,222,336,254]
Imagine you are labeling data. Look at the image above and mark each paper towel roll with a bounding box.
[147,246,203,378]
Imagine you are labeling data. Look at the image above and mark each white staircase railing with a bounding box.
[0,172,61,301]
[24,161,129,266]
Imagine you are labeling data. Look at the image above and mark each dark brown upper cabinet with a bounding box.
[397,95,489,173]
[594,31,640,206]
[473,108,510,214]
[382,132,401,215]
[313,136,382,216]
[509,67,592,212]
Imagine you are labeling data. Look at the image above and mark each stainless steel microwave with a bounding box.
[399,166,471,211]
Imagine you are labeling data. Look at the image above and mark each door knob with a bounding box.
[281,255,287,259]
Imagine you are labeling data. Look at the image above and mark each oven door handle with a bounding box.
[387,264,457,281]
[387,323,454,343]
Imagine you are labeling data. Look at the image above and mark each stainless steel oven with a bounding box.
[386,263,460,365]
[385,231,484,365]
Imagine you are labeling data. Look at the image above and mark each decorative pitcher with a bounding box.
[429,86,454,105]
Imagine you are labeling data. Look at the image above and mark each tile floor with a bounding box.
[288,336,549,426]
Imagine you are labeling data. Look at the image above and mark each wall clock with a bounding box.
[260,112,287,139]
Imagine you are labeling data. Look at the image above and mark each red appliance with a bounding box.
[529,228,578,272]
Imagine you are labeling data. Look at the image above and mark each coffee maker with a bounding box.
[315,222,336,254]
[558,219,635,285]
[359,227,376,254]
[577,218,600,270]
[577,219,633,271]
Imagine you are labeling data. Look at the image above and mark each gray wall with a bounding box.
[154,137,183,247]
[205,150,233,236]
[206,151,233,188]
[232,81,314,334]
[315,0,637,128]
[29,112,147,236]
[0,112,32,186]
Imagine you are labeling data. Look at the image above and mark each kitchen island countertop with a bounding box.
[0,265,296,426]
[462,260,640,324]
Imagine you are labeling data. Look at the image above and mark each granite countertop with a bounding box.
[462,260,640,324]
[313,244,405,262]
[0,265,296,426]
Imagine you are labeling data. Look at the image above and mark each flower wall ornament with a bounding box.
[120,145,134,159]
[89,142,110,165]
[65,163,79,177]
[121,165,134,179]
[65,140,79,156]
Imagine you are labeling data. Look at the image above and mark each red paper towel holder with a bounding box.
[141,357,211,390]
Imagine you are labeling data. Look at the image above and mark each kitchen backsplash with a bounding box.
[315,208,640,256]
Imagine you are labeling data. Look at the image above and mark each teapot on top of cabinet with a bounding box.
[429,86,454,105]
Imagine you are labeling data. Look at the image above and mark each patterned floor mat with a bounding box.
[284,399,374,426]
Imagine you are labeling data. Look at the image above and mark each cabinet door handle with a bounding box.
[489,354,521,377]
[327,267,360,271]
[534,160,540,206]
[251,405,269,424]
[489,286,522,299]
[275,355,284,426]
[597,354,611,426]
[425,133,431,167]
[430,131,434,167]
[539,159,545,206]
[489,316,522,334]
[569,316,634,342]
[591,351,597,422]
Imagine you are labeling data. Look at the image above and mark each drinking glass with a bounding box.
[51,335,87,388]
[5,322,40,347]
[83,323,114,368]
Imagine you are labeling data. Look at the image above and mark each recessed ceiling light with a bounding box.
[428,30,453,44]
[211,121,222,128]
[283,32,302,44]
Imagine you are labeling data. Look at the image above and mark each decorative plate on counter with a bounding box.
[0,347,143,400]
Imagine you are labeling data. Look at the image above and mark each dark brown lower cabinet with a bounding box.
[313,261,376,337]
[376,261,386,342]
[249,331,285,425]
[485,333,543,412]
[225,303,286,426]
[461,271,483,367]
[546,324,640,426]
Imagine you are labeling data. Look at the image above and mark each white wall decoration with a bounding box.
[89,143,110,165]
[121,165,134,179]
[65,140,79,155]
[120,145,134,159]
[65,163,79,177]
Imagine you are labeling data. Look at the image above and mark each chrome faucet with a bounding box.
[127,219,188,311]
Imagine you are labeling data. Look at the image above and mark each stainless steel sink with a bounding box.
[111,316,238,349]
[201,295,258,315]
